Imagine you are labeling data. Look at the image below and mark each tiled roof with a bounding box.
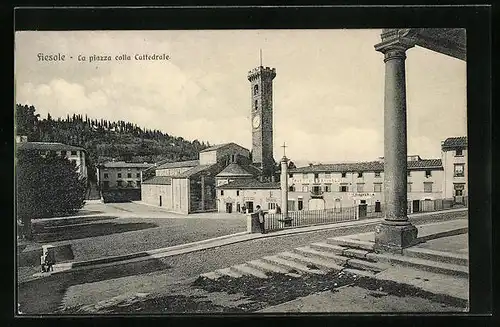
[142,176,172,185]
[216,163,253,177]
[289,159,442,173]
[100,161,154,169]
[156,160,199,170]
[199,142,249,153]
[217,178,281,190]
[173,164,219,178]
[442,136,467,149]
[17,142,85,152]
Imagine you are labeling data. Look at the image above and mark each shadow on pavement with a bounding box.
[33,222,159,243]
[17,257,173,314]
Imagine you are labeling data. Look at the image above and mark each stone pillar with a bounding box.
[374,29,418,253]
[200,175,205,211]
[280,156,289,219]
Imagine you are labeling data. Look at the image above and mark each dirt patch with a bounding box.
[355,277,468,308]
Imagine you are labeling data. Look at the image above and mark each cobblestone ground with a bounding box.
[18,210,467,314]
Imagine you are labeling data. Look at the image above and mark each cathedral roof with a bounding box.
[216,163,254,177]
[217,178,280,190]
[142,176,172,185]
[173,164,219,178]
[156,160,199,170]
[199,142,249,153]
[289,159,442,173]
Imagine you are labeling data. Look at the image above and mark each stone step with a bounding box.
[345,258,389,273]
[343,267,377,278]
[216,267,244,278]
[261,255,325,275]
[327,237,375,251]
[293,246,349,265]
[366,252,468,277]
[246,259,295,275]
[342,248,371,260]
[277,251,344,272]
[402,247,469,266]
[200,271,223,280]
[230,264,269,279]
[309,242,347,255]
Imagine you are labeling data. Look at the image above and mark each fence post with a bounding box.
[247,213,261,233]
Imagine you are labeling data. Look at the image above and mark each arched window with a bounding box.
[254,84,259,95]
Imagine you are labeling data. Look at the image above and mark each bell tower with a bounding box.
[247,58,276,179]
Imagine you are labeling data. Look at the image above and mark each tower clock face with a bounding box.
[253,115,261,129]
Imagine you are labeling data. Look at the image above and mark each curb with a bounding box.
[31,208,468,278]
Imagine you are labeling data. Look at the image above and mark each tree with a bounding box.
[16,150,87,238]
[15,104,40,140]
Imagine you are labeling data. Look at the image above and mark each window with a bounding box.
[254,84,259,95]
[374,183,382,192]
[268,203,276,210]
[103,181,110,189]
[117,180,123,187]
[314,173,319,179]
[374,171,381,177]
[298,200,303,211]
[302,186,309,192]
[425,170,432,178]
[407,183,412,192]
[71,159,77,165]
[60,150,67,156]
[137,173,141,178]
[407,170,411,177]
[340,185,348,192]
[454,183,465,196]
[356,183,364,192]
[454,164,465,177]
[71,151,77,155]
[324,173,331,178]
[455,149,463,156]
[341,172,347,178]
[358,172,363,178]
[137,181,141,188]
[127,181,133,187]
[424,182,433,193]
[117,173,122,178]
[254,100,258,110]
[220,190,224,196]
[289,186,295,192]
[104,173,109,179]
[236,190,240,196]
[289,173,293,178]
[127,173,132,178]
[324,185,331,192]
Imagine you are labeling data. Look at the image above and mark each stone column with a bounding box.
[374,29,418,253]
[280,156,289,219]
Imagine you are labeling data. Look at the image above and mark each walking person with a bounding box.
[255,205,266,234]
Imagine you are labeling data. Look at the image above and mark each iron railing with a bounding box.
[265,206,357,232]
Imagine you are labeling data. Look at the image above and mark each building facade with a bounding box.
[141,142,259,214]
[97,161,153,202]
[441,136,468,204]
[16,140,88,180]
[216,178,280,213]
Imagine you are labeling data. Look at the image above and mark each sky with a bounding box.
[15,29,467,165]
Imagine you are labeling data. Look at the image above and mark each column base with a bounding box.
[374,220,418,254]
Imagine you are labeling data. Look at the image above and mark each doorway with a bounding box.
[159,195,162,207]
[375,201,381,212]
[412,200,420,213]
[246,201,254,213]
[226,202,233,213]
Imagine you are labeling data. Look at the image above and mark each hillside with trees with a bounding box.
[15,103,211,168]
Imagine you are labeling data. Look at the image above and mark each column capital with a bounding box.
[375,30,416,62]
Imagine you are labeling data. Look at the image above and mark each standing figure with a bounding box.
[40,246,55,272]
[255,205,266,234]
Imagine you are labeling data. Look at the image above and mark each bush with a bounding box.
[16,150,87,236]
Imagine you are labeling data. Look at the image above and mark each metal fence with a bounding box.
[265,206,357,232]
